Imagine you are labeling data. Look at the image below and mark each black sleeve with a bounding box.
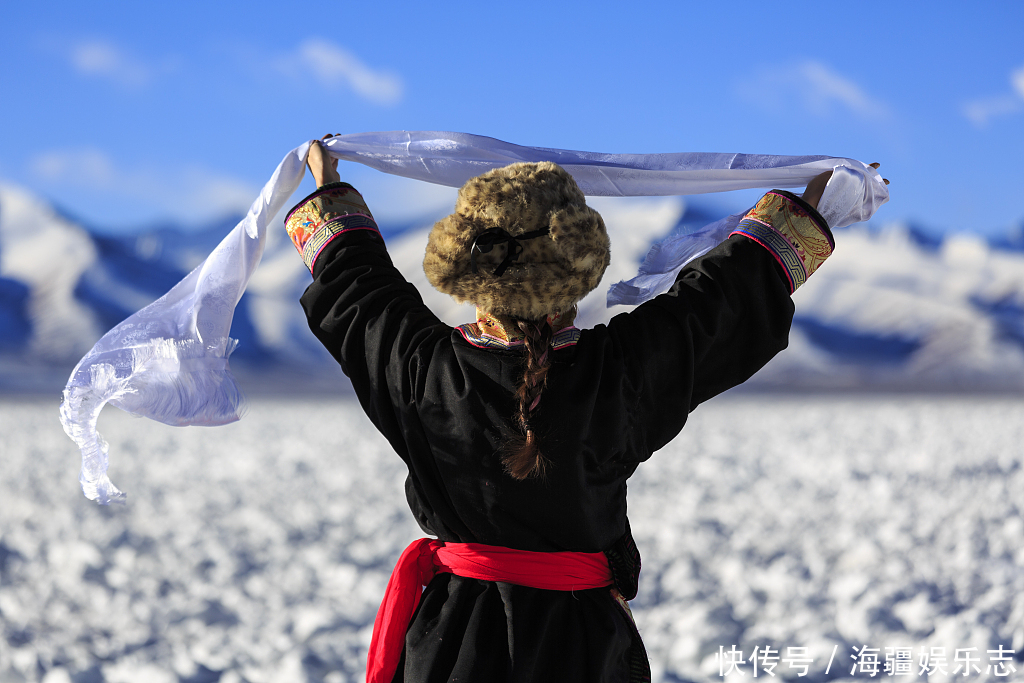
[609,190,833,455]
[298,227,452,462]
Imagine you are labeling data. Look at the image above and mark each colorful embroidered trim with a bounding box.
[300,214,379,271]
[284,182,380,271]
[456,324,581,350]
[730,191,833,293]
[732,219,806,292]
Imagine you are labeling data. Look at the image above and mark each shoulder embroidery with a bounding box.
[456,324,581,350]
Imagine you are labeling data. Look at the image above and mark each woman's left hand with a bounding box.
[308,134,341,187]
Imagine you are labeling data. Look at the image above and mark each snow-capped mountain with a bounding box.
[2,182,1023,393]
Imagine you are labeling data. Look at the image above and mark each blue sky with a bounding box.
[1,1,1022,236]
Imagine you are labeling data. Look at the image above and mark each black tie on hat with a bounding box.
[470,226,551,277]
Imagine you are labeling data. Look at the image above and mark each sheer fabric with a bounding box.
[60,131,888,503]
[60,142,312,504]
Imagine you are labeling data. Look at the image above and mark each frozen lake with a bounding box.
[2,395,1023,682]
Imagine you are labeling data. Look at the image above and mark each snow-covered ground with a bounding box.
[2,396,1023,683]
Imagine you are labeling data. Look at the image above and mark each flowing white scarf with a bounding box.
[59,131,888,503]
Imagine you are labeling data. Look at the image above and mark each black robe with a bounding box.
[299,194,807,682]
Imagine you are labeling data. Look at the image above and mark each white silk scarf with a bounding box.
[60,131,888,503]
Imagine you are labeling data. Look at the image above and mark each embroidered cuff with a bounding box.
[284,181,381,272]
[730,190,834,293]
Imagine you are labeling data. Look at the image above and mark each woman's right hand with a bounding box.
[308,134,341,187]
[801,170,834,210]
[803,163,889,210]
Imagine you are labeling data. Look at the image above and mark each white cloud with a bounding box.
[796,61,889,119]
[962,95,1023,128]
[28,147,258,225]
[962,63,1024,128]
[70,40,150,87]
[1012,64,1024,100]
[30,147,118,187]
[279,39,403,106]
[739,61,888,120]
[182,169,259,219]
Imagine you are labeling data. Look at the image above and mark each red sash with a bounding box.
[366,538,614,683]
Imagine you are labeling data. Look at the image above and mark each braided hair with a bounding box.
[502,318,555,480]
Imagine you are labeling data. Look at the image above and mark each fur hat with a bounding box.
[423,161,610,320]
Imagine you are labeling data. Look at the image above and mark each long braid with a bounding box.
[503,318,555,479]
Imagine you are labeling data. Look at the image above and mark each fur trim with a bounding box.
[423,162,610,320]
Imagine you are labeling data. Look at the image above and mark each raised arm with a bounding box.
[610,176,842,455]
[286,139,451,452]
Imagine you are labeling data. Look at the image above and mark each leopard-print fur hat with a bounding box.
[423,162,610,320]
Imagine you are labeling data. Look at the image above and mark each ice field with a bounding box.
[2,395,1024,682]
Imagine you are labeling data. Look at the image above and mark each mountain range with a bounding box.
[2,182,1023,395]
